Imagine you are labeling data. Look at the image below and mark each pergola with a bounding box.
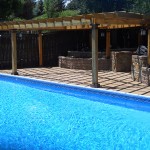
[0,11,150,87]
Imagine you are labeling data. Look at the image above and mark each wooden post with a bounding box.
[148,29,150,66]
[91,24,100,88]
[11,30,18,75]
[106,30,111,58]
[138,30,141,46]
[38,31,43,66]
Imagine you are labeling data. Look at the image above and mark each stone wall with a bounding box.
[141,67,150,86]
[67,51,105,58]
[131,55,147,82]
[59,56,111,70]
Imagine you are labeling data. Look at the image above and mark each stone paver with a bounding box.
[0,67,150,97]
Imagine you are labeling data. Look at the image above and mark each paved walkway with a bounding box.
[1,67,150,97]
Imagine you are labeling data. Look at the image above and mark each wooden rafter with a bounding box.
[0,11,149,31]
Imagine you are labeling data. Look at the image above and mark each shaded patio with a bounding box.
[1,67,150,96]
[0,11,150,88]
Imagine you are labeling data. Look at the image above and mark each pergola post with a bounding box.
[138,30,141,46]
[11,30,18,75]
[148,29,150,66]
[38,31,43,66]
[91,24,100,88]
[106,30,111,58]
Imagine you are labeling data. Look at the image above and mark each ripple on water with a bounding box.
[0,80,150,149]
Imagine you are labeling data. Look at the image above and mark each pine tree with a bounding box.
[21,0,36,19]
[44,0,65,18]
[38,0,44,15]
[67,0,88,14]
[33,0,44,16]
[126,0,150,14]
[66,0,150,14]
[0,0,23,20]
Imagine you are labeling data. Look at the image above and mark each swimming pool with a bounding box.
[0,74,150,149]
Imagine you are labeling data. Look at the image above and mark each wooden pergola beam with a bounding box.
[0,12,148,31]
[116,11,143,19]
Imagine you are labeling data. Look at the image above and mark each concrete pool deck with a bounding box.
[0,67,150,97]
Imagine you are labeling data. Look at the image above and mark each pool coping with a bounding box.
[0,73,150,112]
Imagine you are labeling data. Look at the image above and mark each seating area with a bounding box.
[59,51,111,70]
[0,11,150,88]
[59,50,133,72]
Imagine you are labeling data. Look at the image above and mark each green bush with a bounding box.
[32,10,80,20]
[12,17,24,21]
[59,10,79,17]
[33,13,48,20]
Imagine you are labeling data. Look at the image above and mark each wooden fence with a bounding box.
[17,33,39,68]
[0,32,39,69]
[42,30,90,66]
[0,30,90,69]
[0,32,11,69]
[0,29,140,69]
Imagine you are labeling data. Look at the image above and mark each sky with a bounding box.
[35,0,71,6]
[65,0,71,6]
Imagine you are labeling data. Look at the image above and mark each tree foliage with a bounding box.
[126,0,150,14]
[1,0,150,21]
[59,10,79,17]
[0,0,23,20]
[33,0,44,16]
[67,0,150,14]
[44,0,65,18]
[0,0,37,20]
[67,0,127,14]
[20,0,36,19]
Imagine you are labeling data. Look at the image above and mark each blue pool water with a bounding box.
[0,74,150,149]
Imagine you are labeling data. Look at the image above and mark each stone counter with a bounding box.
[141,67,150,86]
[59,56,111,70]
[112,51,132,72]
[131,55,147,82]
[67,51,105,58]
